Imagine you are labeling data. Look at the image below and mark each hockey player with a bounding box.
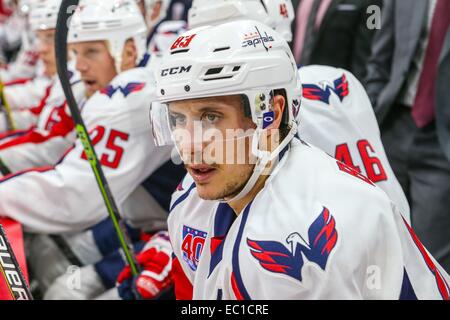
[0,0,176,295]
[0,0,85,176]
[115,0,409,300]
[149,20,450,299]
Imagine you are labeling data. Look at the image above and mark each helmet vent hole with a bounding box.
[213,46,230,53]
[232,66,241,72]
[203,76,234,82]
[171,49,190,55]
[205,67,223,76]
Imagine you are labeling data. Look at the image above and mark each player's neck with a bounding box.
[228,174,269,216]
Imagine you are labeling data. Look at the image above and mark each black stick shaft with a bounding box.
[0,224,33,300]
[54,0,139,275]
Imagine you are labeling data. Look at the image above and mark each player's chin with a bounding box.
[85,85,98,98]
[196,185,224,201]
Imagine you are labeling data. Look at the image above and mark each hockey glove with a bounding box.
[116,231,173,300]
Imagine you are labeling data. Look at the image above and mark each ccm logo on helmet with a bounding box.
[161,65,192,77]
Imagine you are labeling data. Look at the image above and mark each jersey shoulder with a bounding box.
[108,68,154,98]
[85,67,156,109]
[270,139,395,231]
[299,65,368,108]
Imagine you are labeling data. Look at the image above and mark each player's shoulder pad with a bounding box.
[298,65,355,83]
[97,67,156,101]
[299,65,368,107]
[272,139,394,226]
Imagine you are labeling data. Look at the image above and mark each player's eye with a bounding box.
[169,112,187,128]
[202,113,220,125]
[85,48,100,58]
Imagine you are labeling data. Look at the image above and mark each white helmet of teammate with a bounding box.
[18,0,35,16]
[142,0,171,29]
[188,0,295,42]
[151,20,301,201]
[28,0,60,31]
[68,0,148,73]
[147,20,187,71]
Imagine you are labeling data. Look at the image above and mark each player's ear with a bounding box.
[121,38,138,72]
[266,94,285,132]
[264,94,285,151]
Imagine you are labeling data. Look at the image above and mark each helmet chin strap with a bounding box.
[219,121,298,204]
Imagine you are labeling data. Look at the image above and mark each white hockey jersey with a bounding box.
[0,30,41,82]
[168,139,450,300]
[0,67,172,234]
[0,61,81,133]
[298,65,410,222]
[3,73,52,111]
[0,74,85,174]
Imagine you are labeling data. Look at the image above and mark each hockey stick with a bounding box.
[54,0,139,276]
[0,224,33,300]
[0,82,17,131]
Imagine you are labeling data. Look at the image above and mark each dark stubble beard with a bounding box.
[210,163,255,201]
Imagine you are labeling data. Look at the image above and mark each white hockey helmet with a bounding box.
[68,0,148,73]
[151,20,301,201]
[29,0,61,31]
[147,19,187,71]
[188,0,295,42]
[143,0,171,29]
[18,0,35,16]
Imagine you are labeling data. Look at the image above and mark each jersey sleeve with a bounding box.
[3,77,52,110]
[172,254,194,300]
[0,109,38,133]
[0,105,75,173]
[0,47,39,83]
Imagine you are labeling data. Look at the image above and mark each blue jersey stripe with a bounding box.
[231,201,253,300]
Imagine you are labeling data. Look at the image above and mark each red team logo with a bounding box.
[100,82,146,98]
[302,74,350,104]
[182,225,207,271]
[247,207,338,282]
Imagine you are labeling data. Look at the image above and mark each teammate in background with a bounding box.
[0,0,43,82]
[0,0,85,176]
[43,8,188,300]
[0,0,176,295]
[0,0,71,133]
[149,20,450,299]
[0,0,31,66]
[0,0,55,119]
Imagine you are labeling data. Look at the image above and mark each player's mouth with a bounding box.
[83,79,98,92]
[188,164,218,184]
